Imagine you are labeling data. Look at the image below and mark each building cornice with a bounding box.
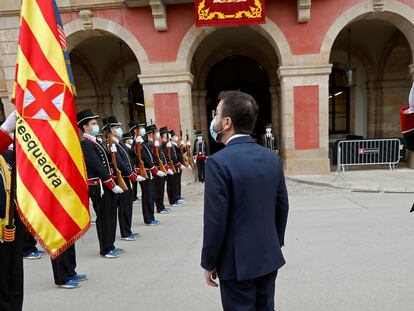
[278,64,332,79]
[138,72,193,86]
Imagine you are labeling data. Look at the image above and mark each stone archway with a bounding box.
[320,0,414,63]
[64,20,144,126]
[176,17,292,72]
[188,24,282,153]
[64,17,150,71]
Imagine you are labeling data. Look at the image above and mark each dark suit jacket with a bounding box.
[201,135,288,281]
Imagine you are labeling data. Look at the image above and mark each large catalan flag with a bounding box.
[13,0,89,258]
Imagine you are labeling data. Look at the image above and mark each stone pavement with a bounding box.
[23,178,414,311]
[288,168,414,193]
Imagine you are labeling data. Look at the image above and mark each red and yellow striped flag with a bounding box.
[13,0,89,258]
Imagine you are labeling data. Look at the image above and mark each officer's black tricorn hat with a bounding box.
[159,126,169,135]
[145,124,157,134]
[195,130,202,136]
[128,120,146,132]
[122,133,133,140]
[77,109,99,129]
[102,116,122,131]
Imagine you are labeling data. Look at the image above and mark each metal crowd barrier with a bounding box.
[336,138,402,173]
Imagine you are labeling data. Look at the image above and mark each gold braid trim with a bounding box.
[0,155,11,243]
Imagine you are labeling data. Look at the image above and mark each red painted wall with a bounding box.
[294,86,319,150]
[62,0,414,60]
[153,93,181,135]
[62,4,194,62]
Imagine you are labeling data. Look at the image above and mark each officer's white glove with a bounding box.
[111,185,123,193]
[135,136,144,143]
[156,171,166,177]
[186,141,191,146]
[137,175,146,182]
[167,169,174,175]
[1,111,16,134]
[154,140,160,147]
[166,142,172,148]
[110,144,117,153]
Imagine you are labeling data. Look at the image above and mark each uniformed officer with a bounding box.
[261,123,278,153]
[102,116,143,241]
[170,130,189,203]
[51,245,86,289]
[0,111,24,311]
[77,109,124,259]
[138,124,166,225]
[122,132,139,203]
[156,127,173,214]
[193,131,208,183]
[163,130,181,206]
[128,121,142,201]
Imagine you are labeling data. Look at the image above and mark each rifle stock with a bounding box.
[107,131,128,191]
[165,146,176,173]
[186,130,195,169]
[154,145,167,174]
[134,129,148,179]
[179,144,188,166]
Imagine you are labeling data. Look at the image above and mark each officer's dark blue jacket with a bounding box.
[201,135,288,281]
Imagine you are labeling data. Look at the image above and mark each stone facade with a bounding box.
[1,0,414,175]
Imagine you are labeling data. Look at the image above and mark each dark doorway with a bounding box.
[205,55,271,153]
[128,80,146,124]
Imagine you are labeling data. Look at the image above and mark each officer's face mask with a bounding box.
[266,128,271,134]
[113,127,123,138]
[139,127,146,137]
[155,132,161,140]
[127,139,133,145]
[173,136,179,143]
[89,124,100,137]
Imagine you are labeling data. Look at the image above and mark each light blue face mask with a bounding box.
[90,125,100,137]
[139,128,146,137]
[209,118,226,143]
[114,128,123,138]
[155,132,161,140]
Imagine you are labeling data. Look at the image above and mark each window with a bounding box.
[329,68,350,134]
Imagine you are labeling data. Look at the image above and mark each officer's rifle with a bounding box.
[185,129,195,169]
[104,118,128,191]
[149,120,167,175]
[179,125,188,167]
[165,133,176,174]
[133,128,148,179]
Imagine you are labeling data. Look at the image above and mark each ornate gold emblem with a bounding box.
[198,0,263,21]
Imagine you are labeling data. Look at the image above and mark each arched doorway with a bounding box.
[67,29,144,128]
[191,26,280,154]
[329,18,413,165]
[205,55,271,152]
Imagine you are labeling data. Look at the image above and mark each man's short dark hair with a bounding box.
[218,90,258,134]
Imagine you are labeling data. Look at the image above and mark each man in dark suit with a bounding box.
[201,91,289,311]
